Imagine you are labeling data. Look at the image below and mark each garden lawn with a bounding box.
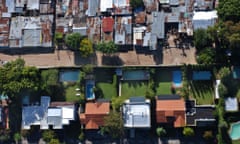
[65,84,83,102]
[96,82,117,99]
[156,82,172,95]
[121,81,148,98]
[189,81,214,105]
[155,68,173,95]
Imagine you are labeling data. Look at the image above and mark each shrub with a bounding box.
[203,131,213,140]
[183,127,194,137]
[156,127,166,137]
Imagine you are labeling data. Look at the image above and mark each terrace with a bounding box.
[186,100,216,126]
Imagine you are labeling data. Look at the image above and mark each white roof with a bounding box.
[193,10,218,20]
[27,0,40,10]
[225,97,238,111]
[123,98,151,128]
[62,107,74,119]
[100,0,113,12]
[47,108,62,117]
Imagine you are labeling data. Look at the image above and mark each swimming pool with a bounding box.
[230,122,240,140]
[86,80,95,100]
[172,71,182,87]
[192,71,211,80]
[233,67,240,79]
[123,70,149,80]
[59,70,80,82]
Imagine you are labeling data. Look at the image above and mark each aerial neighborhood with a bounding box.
[0,0,240,144]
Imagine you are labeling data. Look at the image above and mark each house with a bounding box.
[87,17,101,43]
[192,10,218,30]
[186,100,216,126]
[156,95,186,127]
[102,17,114,41]
[113,0,131,15]
[22,96,75,129]
[114,16,132,45]
[122,97,151,128]
[100,0,113,13]
[0,0,13,47]
[225,97,238,112]
[80,101,110,129]
[86,0,100,16]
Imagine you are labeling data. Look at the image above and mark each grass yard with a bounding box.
[96,82,117,99]
[189,81,214,105]
[155,68,174,95]
[65,84,84,102]
[95,68,117,99]
[232,140,240,144]
[121,81,148,98]
[156,82,172,95]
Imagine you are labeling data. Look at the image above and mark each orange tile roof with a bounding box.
[156,98,185,127]
[102,17,114,33]
[80,102,110,129]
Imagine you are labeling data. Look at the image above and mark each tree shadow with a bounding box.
[102,55,123,66]
[74,52,97,66]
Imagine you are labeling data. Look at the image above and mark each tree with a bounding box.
[42,130,56,143]
[41,69,58,89]
[203,131,213,141]
[217,0,240,22]
[79,38,94,57]
[96,41,118,56]
[103,111,124,138]
[40,69,64,100]
[111,97,125,111]
[196,47,216,64]
[183,127,194,137]
[218,83,228,98]
[54,32,63,45]
[49,138,60,144]
[130,0,144,9]
[65,33,82,50]
[14,133,21,144]
[193,29,212,52]
[156,127,166,137]
[0,58,40,99]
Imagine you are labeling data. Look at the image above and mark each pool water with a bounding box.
[233,67,240,79]
[230,122,240,140]
[123,70,149,80]
[59,70,80,82]
[192,71,211,80]
[172,71,182,87]
[86,80,95,100]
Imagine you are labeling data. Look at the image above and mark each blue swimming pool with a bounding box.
[86,81,95,100]
[230,122,240,140]
[59,70,80,82]
[233,67,240,79]
[173,71,182,87]
[123,70,149,80]
[192,71,211,80]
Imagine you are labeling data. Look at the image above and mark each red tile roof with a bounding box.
[156,98,186,127]
[80,102,110,129]
[102,17,114,33]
